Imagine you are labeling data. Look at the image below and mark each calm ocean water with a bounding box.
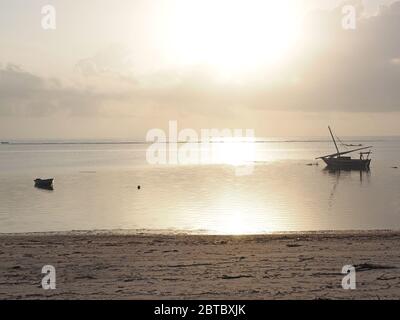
[0,137,399,234]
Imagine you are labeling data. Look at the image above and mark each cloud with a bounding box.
[249,0,400,113]
[2,2,400,119]
[75,44,135,78]
[0,63,110,116]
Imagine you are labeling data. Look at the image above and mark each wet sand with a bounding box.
[1,231,400,299]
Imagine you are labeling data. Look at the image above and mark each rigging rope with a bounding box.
[335,135,363,148]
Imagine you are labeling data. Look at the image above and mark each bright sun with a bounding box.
[169,0,302,75]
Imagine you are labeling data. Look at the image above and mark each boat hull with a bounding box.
[34,178,54,190]
[322,157,371,170]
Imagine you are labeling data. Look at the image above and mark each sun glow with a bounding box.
[207,207,286,235]
[169,0,302,75]
[213,140,256,166]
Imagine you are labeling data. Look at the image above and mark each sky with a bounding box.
[1,0,400,140]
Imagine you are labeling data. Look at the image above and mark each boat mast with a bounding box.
[328,126,340,154]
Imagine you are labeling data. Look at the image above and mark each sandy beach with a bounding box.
[1,231,400,299]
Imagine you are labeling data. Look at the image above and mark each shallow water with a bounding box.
[0,138,399,234]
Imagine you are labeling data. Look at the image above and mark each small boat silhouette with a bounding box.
[316,126,372,170]
[34,178,54,190]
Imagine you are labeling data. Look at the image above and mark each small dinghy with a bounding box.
[34,178,54,190]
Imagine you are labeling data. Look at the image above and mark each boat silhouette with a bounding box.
[316,126,372,170]
[34,178,54,190]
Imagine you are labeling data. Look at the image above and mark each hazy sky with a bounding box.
[1,0,400,139]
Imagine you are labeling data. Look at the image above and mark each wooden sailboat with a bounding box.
[316,127,372,170]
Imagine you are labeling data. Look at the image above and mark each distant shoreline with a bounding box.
[1,136,400,146]
[0,228,398,237]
